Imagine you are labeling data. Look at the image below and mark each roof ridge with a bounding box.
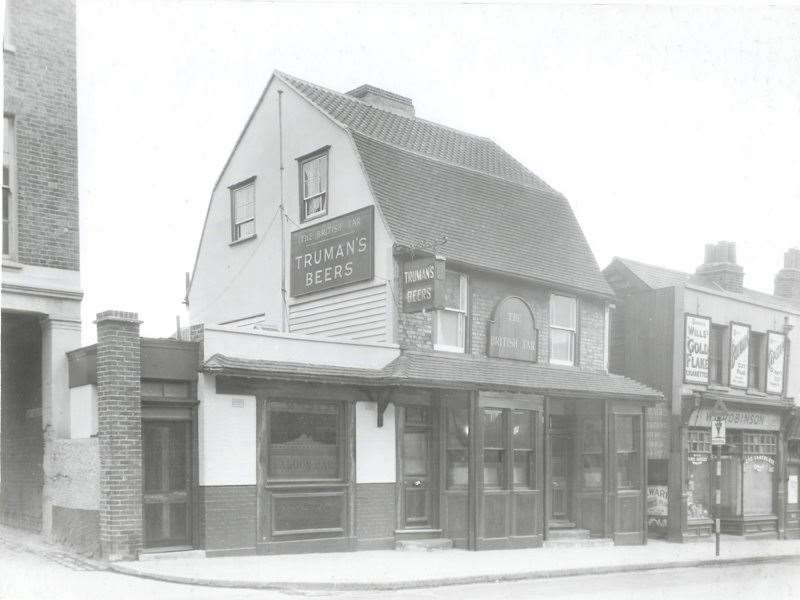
[614,256,692,278]
[351,130,561,196]
[274,69,493,142]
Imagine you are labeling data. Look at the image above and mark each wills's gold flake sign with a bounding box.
[729,322,750,389]
[402,256,445,313]
[766,331,786,395]
[684,315,711,384]
[487,296,538,362]
[290,207,374,297]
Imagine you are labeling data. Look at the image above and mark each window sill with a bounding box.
[230,233,257,247]
[2,257,23,271]
[433,344,465,354]
[745,388,767,397]
[300,211,328,224]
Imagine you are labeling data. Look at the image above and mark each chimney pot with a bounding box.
[775,247,800,301]
[695,241,744,293]
[346,84,415,117]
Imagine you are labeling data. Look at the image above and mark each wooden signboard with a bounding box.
[728,322,750,390]
[766,331,786,395]
[486,296,538,362]
[684,314,711,384]
[290,206,374,297]
[402,256,445,313]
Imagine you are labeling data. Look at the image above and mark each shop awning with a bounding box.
[204,350,663,403]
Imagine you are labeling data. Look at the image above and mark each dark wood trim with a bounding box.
[543,396,550,539]
[642,406,648,544]
[467,390,479,550]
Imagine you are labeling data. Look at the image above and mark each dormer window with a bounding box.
[299,148,329,222]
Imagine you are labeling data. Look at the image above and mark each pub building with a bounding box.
[605,243,800,542]
[170,71,664,557]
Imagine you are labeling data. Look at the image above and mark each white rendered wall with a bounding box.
[188,76,397,343]
[197,373,257,486]
[68,384,97,439]
[203,326,399,370]
[355,401,396,483]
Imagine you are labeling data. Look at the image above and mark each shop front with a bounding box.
[204,343,660,555]
[683,398,788,539]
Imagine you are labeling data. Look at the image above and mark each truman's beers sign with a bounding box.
[290,206,374,297]
[402,256,445,313]
[684,314,711,384]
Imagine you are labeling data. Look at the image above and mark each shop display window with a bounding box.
[615,415,640,489]
[267,401,342,480]
[686,429,711,520]
[719,431,777,517]
[481,407,539,490]
[446,405,469,489]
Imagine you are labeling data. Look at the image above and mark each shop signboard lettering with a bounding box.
[647,485,668,529]
[688,452,709,465]
[743,455,775,473]
[290,206,374,297]
[487,296,538,362]
[687,408,780,432]
[728,322,750,389]
[684,315,711,384]
[766,331,786,395]
[402,256,445,313]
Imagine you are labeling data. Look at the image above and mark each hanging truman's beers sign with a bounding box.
[766,331,786,395]
[290,206,374,297]
[729,322,750,389]
[684,314,711,384]
[402,256,445,313]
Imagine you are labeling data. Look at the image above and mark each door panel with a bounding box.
[401,407,436,529]
[143,420,191,548]
[550,435,571,522]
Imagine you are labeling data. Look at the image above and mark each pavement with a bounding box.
[109,536,800,592]
[3,525,799,593]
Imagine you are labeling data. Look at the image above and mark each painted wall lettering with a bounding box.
[290,206,374,297]
[487,296,538,362]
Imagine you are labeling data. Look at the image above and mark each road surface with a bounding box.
[1,539,798,600]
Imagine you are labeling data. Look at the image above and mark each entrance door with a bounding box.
[550,434,572,524]
[401,406,436,529]
[143,420,192,549]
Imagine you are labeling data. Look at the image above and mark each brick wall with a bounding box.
[198,485,257,555]
[4,0,79,269]
[397,265,608,371]
[96,311,142,560]
[355,483,395,548]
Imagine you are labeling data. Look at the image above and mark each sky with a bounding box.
[76,1,800,343]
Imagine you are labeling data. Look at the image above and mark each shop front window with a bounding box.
[446,405,469,489]
[615,415,640,489]
[686,429,711,520]
[481,407,539,490]
[267,401,342,481]
[719,431,777,517]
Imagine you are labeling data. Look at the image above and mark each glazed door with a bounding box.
[550,434,571,523]
[143,420,192,548]
[401,406,436,529]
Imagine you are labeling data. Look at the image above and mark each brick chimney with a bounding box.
[96,310,142,561]
[695,241,744,293]
[346,84,415,117]
[774,248,800,301]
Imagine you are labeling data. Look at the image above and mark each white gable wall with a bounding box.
[189,77,396,342]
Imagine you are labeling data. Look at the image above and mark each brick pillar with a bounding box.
[96,310,142,561]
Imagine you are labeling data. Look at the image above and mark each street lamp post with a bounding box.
[709,399,729,557]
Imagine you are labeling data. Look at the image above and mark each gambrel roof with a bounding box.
[275,71,613,298]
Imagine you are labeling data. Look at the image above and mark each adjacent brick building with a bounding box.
[605,243,800,541]
[1,0,83,542]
